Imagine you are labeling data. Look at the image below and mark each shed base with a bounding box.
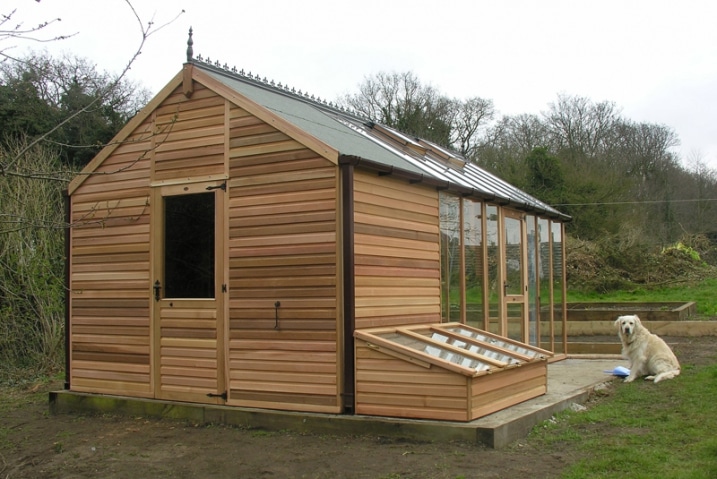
[50,358,619,449]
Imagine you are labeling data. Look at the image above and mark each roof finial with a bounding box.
[186,27,194,62]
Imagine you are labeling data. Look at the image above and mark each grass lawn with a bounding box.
[530,359,717,478]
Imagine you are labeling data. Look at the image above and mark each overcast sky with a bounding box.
[13,0,717,169]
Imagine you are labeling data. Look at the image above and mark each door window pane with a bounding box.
[504,216,523,296]
[463,199,484,328]
[506,302,524,342]
[486,206,500,335]
[164,192,215,298]
[551,221,565,353]
[538,218,552,350]
[504,215,524,341]
[440,194,461,321]
[526,215,538,345]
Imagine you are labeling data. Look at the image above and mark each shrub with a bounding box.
[0,139,71,380]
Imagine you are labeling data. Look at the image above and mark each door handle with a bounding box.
[503,281,508,296]
[153,280,161,302]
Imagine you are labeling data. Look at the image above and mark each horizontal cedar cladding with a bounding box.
[353,170,441,329]
[226,102,341,412]
[69,115,153,397]
[153,84,226,181]
[355,340,470,421]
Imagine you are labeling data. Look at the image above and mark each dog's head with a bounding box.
[615,314,642,338]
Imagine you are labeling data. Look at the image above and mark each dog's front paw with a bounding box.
[624,377,635,383]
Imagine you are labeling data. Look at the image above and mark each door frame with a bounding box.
[499,208,529,342]
[150,179,227,403]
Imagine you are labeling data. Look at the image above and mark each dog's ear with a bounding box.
[633,315,642,327]
[614,316,623,329]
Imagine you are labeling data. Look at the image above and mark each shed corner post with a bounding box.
[340,158,356,414]
[62,189,71,390]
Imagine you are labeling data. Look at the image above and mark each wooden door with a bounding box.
[151,181,226,404]
[501,209,529,342]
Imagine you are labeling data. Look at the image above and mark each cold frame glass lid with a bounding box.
[444,325,541,358]
[376,332,493,371]
[428,331,522,365]
[356,323,552,376]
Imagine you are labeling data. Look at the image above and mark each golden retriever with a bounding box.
[615,314,680,383]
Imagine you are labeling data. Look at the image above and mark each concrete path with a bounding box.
[470,357,622,447]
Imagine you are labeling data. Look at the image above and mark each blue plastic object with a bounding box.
[604,366,630,377]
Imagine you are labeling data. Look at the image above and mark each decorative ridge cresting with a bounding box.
[185,28,365,120]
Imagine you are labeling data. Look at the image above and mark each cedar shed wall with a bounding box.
[353,171,441,329]
[69,80,342,412]
[225,101,341,413]
[69,118,154,396]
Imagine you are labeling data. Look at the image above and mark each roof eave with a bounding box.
[338,154,571,222]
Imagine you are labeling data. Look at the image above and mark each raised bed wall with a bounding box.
[550,301,715,354]
[562,301,697,322]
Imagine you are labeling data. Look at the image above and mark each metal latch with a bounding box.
[153,280,161,302]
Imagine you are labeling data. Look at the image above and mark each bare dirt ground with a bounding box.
[2,335,716,479]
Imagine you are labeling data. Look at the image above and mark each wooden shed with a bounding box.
[64,34,570,421]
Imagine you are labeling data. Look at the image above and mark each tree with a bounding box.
[0,138,68,373]
[0,2,183,182]
[542,93,620,163]
[449,96,495,159]
[0,2,183,377]
[677,152,717,235]
[476,114,548,185]
[342,71,451,146]
[341,71,494,156]
[611,120,679,182]
[0,52,151,168]
[524,146,564,202]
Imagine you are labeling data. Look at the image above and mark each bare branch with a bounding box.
[0,7,78,61]
[1,2,184,176]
